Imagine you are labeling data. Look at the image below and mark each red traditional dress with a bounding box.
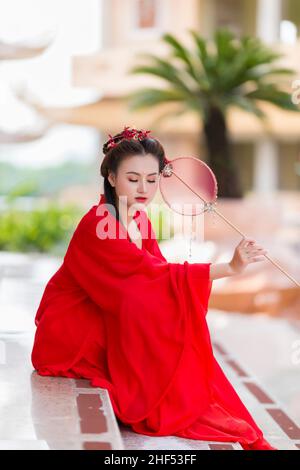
[31,193,276,450]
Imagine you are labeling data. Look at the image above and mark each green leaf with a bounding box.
[225,95,266,118]
[126,88,186,111]
[246,85,300,111]
[130,56,194,96]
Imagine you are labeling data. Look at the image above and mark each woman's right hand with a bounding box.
[229,238,268,275]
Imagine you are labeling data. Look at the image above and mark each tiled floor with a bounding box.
[119,424,243,450]
[0,251,299,450]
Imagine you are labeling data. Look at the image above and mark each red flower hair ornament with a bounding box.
[106,126,152,150]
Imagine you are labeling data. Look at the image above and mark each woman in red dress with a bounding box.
[31,128,276,450]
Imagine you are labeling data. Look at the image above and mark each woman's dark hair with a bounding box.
[100,131,166,223]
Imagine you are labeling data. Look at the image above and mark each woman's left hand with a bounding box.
[229,238,268,275]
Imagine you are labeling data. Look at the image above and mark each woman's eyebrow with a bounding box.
[126,171,158,176]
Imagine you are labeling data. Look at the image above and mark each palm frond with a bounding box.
[224,95,266,118]
[130,55,195,96]
[162,33,200,83]
[246,85,299,111]
[214,29,237,63]
[126,88,187,111]
[128,28,299,119]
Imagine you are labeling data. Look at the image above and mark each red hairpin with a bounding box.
[106,126,152,150]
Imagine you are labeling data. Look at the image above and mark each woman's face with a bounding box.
[108,154,159,211]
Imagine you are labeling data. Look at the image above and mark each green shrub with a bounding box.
[0,204,81,255]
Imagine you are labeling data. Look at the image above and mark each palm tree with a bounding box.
[128,29,299,198]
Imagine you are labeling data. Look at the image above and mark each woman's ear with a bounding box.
[108,172,116,187]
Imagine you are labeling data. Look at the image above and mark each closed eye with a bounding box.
[129,179,156,183]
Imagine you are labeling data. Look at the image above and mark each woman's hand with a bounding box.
[209,238,268,281]
[229,237,268,275]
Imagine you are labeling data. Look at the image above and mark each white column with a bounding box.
[101,0,113,48]
[256,0,282,43]
[254,139,279,195]
[255,0,282,194]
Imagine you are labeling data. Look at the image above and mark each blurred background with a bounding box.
[0,0,300,450]
[0,0,299,316]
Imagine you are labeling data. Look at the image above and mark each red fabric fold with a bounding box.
[31,193,276,450]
